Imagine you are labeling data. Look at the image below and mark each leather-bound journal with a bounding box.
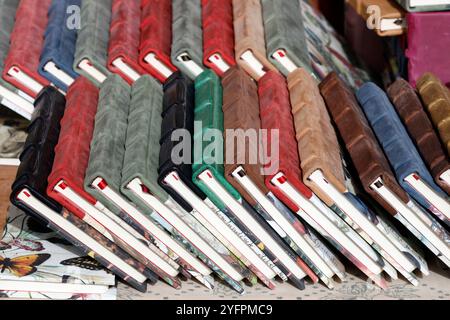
[39,0,80,92]
[107,0,146,84]
[321,72,431,283]
[357,82,450,268]
[232,0,276,81]
[10,87,156,293]
[261,0,311,76]
[2,0,51,99]
[171,0,204,80]
[158,71,278,289]
[73,0,112,87]
[201,0,236,77]
[0,0,34,120]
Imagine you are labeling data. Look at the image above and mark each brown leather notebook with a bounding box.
[417,73,450,157]
[347,0,406,36]
[388,79,450,195]
[287,68,346,206]
[222,66,268,206]
[0,166,18,232]
[319,72,410,215]
[232,0,276,81]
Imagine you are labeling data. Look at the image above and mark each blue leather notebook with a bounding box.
[38,0,80,92]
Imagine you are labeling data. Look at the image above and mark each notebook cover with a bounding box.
[232,0,276,81]
[417,73,450,156]
[38,0,80,92]
[258,71,313,211]
[8,87,151,292]
[261,0,310,76]
[201,0,235,77]
[192,70,242,209]
[320,72,410,215]
[171,0,203,80]
[73,0,112,87]
[287,68,346,206]
[2,0,51,98]
[406,12,450,88]
[47,77,99,219]
[139,0,177,83]
[356,82,447,212]
[395,0,450,12]
[388,79,450,195]
[107,0,145,84]
[158,72,206,211]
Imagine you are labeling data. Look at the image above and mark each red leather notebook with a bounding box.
[139,0,177,83]
[201,0,236,77]
[107,0,146,84]
[2,0,51,98]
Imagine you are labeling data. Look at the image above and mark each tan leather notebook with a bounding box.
[0,166,18,233]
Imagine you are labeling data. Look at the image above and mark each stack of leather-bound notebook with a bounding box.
[0,0,449,300]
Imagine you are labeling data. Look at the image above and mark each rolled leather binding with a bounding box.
[417,73,450,157]
[201,0,236,77]
[287,68,346,206]
[232,0,276,81]
[2,0,51,98]
[388,78,450,195]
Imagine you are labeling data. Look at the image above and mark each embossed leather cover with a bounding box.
[287,68,346,206]
[139,0,177,83]
[417,73,450,156]
[222,66,268,206]
[395,0,450,12]
[192,70,242,209]
[107,0,145,84]
[47,77,99,218]
[406,12,450,88]
[356,82,446,209]
[73,0,112,86]
[258,71,313,212]
[84,75,131,214]
[388,78,450,195]
[201,0,235,77]
[171,0,203,80]
[158,72,205,212]
[121,75,168,204]
[232,0,276,81]
[261,0,310,75]
[39,0,80,92]
[2,0,51,98]
[320,72,410,215]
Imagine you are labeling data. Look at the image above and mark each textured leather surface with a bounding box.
[232,0,276,81]
[158,72,205,212]
[258,71,313,212]
[222,66,268,206]
[73,0,112,86]
[39,0,80,92]
[84,75,131,214]
[0,0,19,93]
[320,72,409,215]
[201,0,235,77]
[388,78,450,195]
[261,0,310,75]
[139,0,177,83]
[11,87,66,216]
[2,0,51,98]
[171,0,203,80]
[356,82,446,209]
[417,73,450,156]
[406,12,450,88]
[192,70,242,209]
[395,0,450,12]
[287,68,345,206]
[121,75,168,204]
[47,77,99,219]
[107,0,145,84]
